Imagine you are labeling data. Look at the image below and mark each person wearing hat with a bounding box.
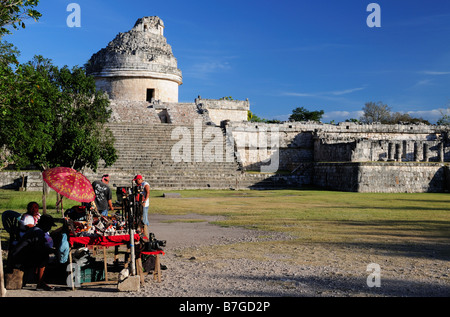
[11,214,57,291]
[92,174,113,216]
[134,175,150,239]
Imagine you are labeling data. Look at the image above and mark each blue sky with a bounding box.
[5,0,450,123]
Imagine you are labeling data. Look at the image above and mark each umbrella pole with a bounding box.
[130,229,136,276]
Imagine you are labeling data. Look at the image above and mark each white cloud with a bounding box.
[281,92,316,97]
[406,108,447,123]
[330,87,365,96]
[185,60,231,79]
[281,86,366,98]
[420,71,450,75]
[323,110,364,122]
[412,79,434,87]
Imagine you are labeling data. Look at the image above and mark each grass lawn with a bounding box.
[1,188,449,263]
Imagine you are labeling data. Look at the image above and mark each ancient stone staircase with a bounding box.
[94,123,240,189]
[1,121,306,191]
[85,123,304,190]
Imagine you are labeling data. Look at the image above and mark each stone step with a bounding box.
[87,122,263,189]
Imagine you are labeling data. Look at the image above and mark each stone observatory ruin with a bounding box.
[3,16,449,193]
[86,16,182,103]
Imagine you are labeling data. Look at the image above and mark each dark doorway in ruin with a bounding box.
[146,89,155,102]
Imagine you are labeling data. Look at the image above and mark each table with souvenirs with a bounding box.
[65,194,165,289]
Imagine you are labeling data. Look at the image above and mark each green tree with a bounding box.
[0,55,117,171]
[0,55,57,169]
[390,112,430,125]
[220,96,234,101]
[289,107,324,122]
[0,0,41,37]
[247,110,266,122]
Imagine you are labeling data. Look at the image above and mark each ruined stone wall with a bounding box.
[314,122,448,163]
[196,98,249,125]
[227,121,449,170]
[225,121,450,192]
[226,121,316,172]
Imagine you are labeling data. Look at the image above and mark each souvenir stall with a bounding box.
[65,202,141,288]
[42,168,164,289]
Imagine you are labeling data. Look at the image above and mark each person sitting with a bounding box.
[11,214,57,291]
[19,201,41,237]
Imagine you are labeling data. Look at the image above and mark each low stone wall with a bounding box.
[314,162,449,193]
[313,163,360,192]
[357,162,448,193]
[0,171,43,192]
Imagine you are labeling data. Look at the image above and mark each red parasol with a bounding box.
[42,167,95,203]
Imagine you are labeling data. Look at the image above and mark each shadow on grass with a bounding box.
[322,218,450,261]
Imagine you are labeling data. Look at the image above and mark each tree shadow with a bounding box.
[210,272,450,297]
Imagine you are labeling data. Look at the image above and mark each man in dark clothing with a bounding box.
[11,214,57,291]
[92,174,113,216]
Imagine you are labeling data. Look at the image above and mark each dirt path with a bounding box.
[4,213,450,297]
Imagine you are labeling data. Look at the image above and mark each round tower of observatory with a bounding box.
[86,16,182,103]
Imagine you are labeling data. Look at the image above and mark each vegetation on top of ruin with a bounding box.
[360,101,431,125]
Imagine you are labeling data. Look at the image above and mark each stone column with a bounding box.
[395,143,401,161]
[402,140,408,161]
[413,142,419,162]
[423,143,429,162]
[388,143,394,161]
[438,142,444,163]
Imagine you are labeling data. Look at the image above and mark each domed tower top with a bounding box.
[132,16,165,36]
[86,16,182,103]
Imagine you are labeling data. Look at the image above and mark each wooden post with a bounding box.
[103,247,108,282]
[154,254,161,283]
[0,240,6,297]
[42,181,48,215]
[69,249,75,291]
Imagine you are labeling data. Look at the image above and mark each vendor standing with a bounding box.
[92,174,113,216]
[133,175,150,239]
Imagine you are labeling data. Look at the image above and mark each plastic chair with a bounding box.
[1,210,22,249]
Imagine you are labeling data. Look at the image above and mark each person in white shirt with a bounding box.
[19,202,41,237]
[133,175,150,239]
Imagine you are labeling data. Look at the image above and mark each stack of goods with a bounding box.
[65,204,127,237]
